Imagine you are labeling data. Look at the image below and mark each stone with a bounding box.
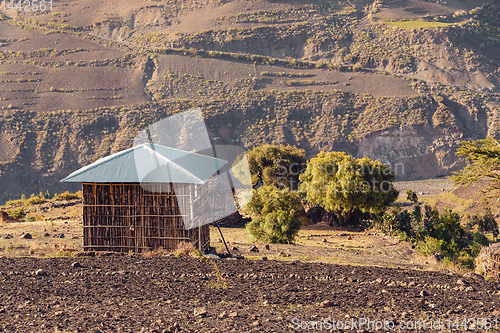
[320,300,335,308]
[218,311,227,319]
[35,269,47,276]
[43,233,50,237]
[248,245,259,252]
[322,238,327,243]
[20,233,32,239]
[205,254,220,260]
[463,272,485,282]
[229,311,238,318]
[419,290,428,297]
[71,262,83,268]
[475,243,500,281]
[193,307,207,317]
[0,210,10,223]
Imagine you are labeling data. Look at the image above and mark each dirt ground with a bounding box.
[0,255,498,332]
[1,197,445,272]
[1,182,499,332]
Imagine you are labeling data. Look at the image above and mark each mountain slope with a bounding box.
[0,0,499,203]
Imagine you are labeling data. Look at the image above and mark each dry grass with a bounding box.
[142,247,171,257]
[209,224,443,271]
[0,219,82,257]
[174,241,198,257]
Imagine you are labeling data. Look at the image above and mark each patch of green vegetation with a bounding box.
[53,191,82,201]
[382,20,454,30]
[5,207,26,221]
[25,194,46,205]
[134,33,167,45]
[375,203,497,271]
[220,6,335,24]
[5,197,26,206]
[52,12,69,18]
[260,71,315,78]
[245,186,303,244]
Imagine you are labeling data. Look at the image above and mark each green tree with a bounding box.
[299,151,399,226]
[243,186,303,244]
[406,189,418,203]
[452,136,500,194]
[247,144,306,190]
[478,207,499,239]
[243,185,302,217]
[432,208,465,245]
[246,209,301,244]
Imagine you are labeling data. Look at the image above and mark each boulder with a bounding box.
[475,243,500,281]
[0,210,10,224]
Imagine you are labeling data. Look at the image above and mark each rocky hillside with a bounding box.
[0,0,500,203]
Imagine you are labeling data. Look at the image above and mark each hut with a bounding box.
[61,143,228,253]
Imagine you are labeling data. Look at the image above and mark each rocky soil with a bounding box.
[0,255,499,332]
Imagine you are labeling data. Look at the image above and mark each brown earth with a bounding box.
[1,0,500,203]
[0,198,441,270]
[0,255,498,332]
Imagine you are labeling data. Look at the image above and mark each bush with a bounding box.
[477,207,499,239]
[406,189,418,203]
[6,207,26,221]
[5,198,26,206]
[243,186,302,217]
[457,250,475,270]
[246,209,301,244]
[26,193,46,205]
[416,236,443,256]
[53,190,82,201]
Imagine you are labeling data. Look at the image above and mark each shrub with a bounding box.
[477,207,499,239]
[26,193,46,205]
[246,209,301,244]
[5,198,26,206]
[53,190,82,201]
[6,207,26,221]
[416,236,443,256]
[457,250,475,270]
[174,241,197,257]
[406,189,418,203]
[243,186,302,217]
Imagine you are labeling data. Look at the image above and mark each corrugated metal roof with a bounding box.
[61,143,227,184]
